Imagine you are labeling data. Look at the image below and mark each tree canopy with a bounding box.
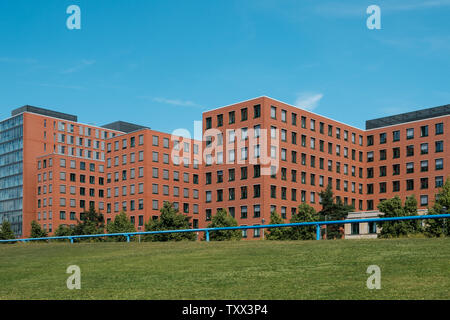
[207,209,241,241]
[144,202,196,241]
[425,178,450,237]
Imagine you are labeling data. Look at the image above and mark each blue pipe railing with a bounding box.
[0,214,449,243]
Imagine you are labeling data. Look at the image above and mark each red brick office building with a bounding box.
[0,97,448,238]
[202,97,450,239]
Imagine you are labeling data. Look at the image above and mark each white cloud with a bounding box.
[61,59,96,74]
[0,57,37,64]
[38,83,84,90]
[314,0,450,18]
[150,97,201,108]
[294,93,324,111]
[387,0,450,11]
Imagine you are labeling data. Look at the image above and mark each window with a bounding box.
[367,135,374,146]
[420,125,428,137]
[278,109,286,123]
[253,205,261,218]
[435,141,444,152]
[253,165,261,178]
[406,128,414,139]
[254,125,261,139]
[240,206,248,219]
[240,186,247,199]
[435,122,444,135]
[436,176,444,188]
[393,164,400,175]
[253,104,261,118]
[420,195,428,206]
[406,162,414,174]
[393,181,400,192]
[205,117,212,129]
[406,145,414,157]
[393,147,400,159]
[270,185,276,198]
[393,130,400,142]
[217,114,223,127]
[421,143,428,154]
[367,222,376,234]
[435,158,443,170]
[241,108,248,121]
[420,178,428,189]
[228,168,235,181]
[379,149,386,160]
[228,188,235,200]
[380,133,386,144]
[270,106,276,119]
[241,166,247,180]
[406,179,414,191]
[421,160,429,172]
[253,184,261,198]
[351,223,359,235]
[281,129,287,142]
[152,135,159,146]
[379,182,386,193]
[229,111,235,124]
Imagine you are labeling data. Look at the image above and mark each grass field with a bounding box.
[0,238,449,300]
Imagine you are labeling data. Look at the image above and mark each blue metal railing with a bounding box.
[0,214,449,243]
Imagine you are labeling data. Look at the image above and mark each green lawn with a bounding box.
[0,238,449,300]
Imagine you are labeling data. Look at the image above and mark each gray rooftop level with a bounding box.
[10,105,148,133]
[10,102,450,132]
[11,105,78,122]
[101,121,150,133]
[365,104,450,130]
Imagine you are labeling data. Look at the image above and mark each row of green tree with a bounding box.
[1,179,449,243]
[266,179,450,240]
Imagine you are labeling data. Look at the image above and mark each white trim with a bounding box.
[202,95,450,132]
[203,96,365,131]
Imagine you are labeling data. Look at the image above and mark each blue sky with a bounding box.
[1,0,449,133]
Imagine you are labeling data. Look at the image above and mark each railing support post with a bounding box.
[126,235,130,243]
[316,224,321,240]
[205,230,210,242]
[70,237,73,244]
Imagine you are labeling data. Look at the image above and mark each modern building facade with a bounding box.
[0,97,449,239]
[202,97,450,239]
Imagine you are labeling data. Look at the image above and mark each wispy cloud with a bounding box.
[145,97,202,108]
[314,0,450,18]
[38,83,84,90]
[0,57,37,64]
[61,59,96,74]
[294,92,324,111]
[376,35,450,52]
[387,0,450,11]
